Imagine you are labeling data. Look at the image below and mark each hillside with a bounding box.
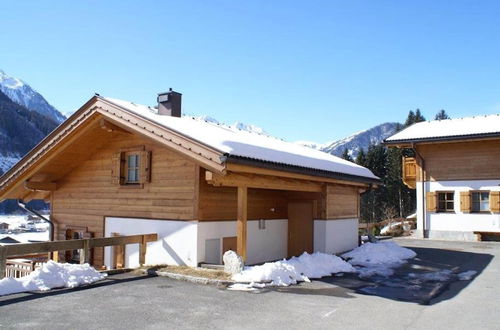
[0,89,59,172]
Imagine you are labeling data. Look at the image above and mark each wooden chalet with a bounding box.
[385,114,500,241]
[0,90,379,268]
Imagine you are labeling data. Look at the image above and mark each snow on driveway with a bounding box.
[342,241,417,278]
[232,252,355,287]
[0,261,107,296]
[231,241,417,289]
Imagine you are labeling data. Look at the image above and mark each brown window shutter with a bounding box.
[139,151,151,183]
[111,152,124,185]
[490,191,500,213]
[460,191,471,213]
[426,191,437,212]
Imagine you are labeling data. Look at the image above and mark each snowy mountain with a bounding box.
[320,122,399,158]
[0,89,59,173]
[295,122,399,159]
[0,69,65,123]
[190,115,271,136]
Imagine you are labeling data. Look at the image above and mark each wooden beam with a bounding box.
[99,118,131,134]
[237,186,248,261]
[206,171,323,192]
[226,163,371,188]
[24,181,58,191]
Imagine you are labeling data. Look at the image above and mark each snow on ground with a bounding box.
[232,252,356,287]
[0,261,107,296]
[409,270,453,282]
[380,221,412,235]
[230,242,418,289]
[342,241,417,278]
[458,270,477,281]
[0,214,49,243]
[0,231,49,243]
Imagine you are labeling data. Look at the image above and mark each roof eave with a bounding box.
[224,154,381,185]
[384,131,500,146]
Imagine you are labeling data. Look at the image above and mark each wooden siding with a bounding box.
[417,139,500,181]
[198,169,325,220]
[324,184,359,219]
[51,133,197,267]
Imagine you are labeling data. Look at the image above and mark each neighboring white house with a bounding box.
[385,114,500,241]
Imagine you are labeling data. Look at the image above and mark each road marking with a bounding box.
[322,309,337,318]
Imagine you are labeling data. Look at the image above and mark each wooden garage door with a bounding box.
[288,202,313,258]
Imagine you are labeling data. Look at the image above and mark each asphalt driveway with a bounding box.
[1,238,499,330]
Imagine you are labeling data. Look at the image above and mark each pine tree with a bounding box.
[414,109,426,123]
[341,148,353,162]
[356,148,367,167]
[434,109,450,120]
[404,110,416,127]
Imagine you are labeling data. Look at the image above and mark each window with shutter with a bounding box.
[111,147,151,187]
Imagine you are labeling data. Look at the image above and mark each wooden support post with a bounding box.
[0,247,6,279]
[80,239,90,264]
[237,186,248,261]
[139,236,147,266]
[112,233,125,269]
[52,251,59,262]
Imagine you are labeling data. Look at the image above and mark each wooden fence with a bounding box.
[0,233,158,279]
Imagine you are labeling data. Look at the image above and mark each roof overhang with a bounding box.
[225,155,380,187]
[0,96,227,201]
[384,131,500,147]
[0,95,380,200]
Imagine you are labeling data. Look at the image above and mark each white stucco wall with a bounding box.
[104,217,198,268]
[418,180,500,240]
[314,218,359,254]
[197,219,288,265]
[103,218,288,268]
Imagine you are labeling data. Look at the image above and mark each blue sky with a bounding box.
[1,1,500,143]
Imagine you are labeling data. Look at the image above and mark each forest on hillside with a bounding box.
[341,109,450,225]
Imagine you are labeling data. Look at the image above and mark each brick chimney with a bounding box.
[157,88,182,117]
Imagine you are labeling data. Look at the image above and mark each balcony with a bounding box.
[402,157,417,189]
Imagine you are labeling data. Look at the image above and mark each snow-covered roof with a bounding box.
[385,114,500,143]
[102,97,379,181]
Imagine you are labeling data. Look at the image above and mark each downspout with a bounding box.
[412,144,427,238]
[17,199,54,242]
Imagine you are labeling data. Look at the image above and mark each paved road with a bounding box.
[1,239,499,330]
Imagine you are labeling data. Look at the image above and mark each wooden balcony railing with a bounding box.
[402,157,417,189]
[0,233,158,279]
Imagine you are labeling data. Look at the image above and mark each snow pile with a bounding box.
[232,252,355,287]
[0,261,107,296]
[343,241,416,278]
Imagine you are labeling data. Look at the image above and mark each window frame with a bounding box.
[437,191,455,213]
[471,190,490,213]
[124,151,141,185]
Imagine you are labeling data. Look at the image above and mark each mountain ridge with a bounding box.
[0,69,66,123]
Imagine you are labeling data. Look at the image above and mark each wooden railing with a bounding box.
[5,259,38,278]
[0,233,158,279]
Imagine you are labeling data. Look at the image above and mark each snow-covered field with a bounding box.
[0,214,49,243]
[0,261,107,296]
